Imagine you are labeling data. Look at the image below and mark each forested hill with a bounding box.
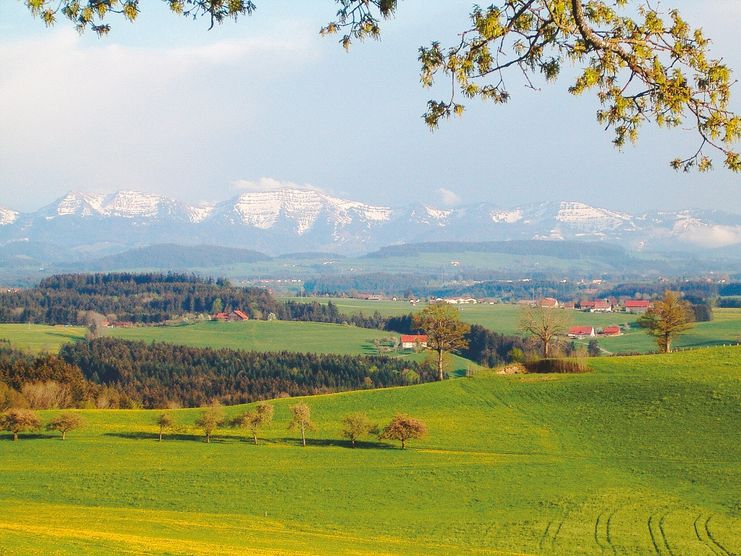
[0,273,385,327]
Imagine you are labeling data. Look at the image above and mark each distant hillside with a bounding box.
[365,240,629,260]
[69,244,270,271]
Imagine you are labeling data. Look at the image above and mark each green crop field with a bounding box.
[1,347,739,554]
[0,324,87,354]
[103,320,394,356]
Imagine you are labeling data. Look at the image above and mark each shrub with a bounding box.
[522,358,590,374]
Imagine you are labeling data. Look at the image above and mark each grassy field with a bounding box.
[1,347,739,554]
[0,324,87,354]
[284,298,741,354]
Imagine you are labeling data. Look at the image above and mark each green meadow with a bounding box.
[1,347,739,555]
[0,324,87,354]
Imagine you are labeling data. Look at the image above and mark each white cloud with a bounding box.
[232,177,324,193]
[437,188,461,206]
[678,224,741,248]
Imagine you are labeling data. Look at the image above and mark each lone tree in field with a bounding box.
[235,402,274,445]
[46,412,83,440]
[288,403,315,447]
[0,408,41,441]
[195,404,225,444]
[341,412,376,448]
[380,414,427,450]
[155,412,175,442]
[639,291,694,353]
[519,305,570,358]
[413,302,470,381]
[22,1,739,172]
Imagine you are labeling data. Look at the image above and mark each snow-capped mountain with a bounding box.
[0,189,739,257]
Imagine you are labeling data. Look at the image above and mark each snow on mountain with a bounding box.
[1,188,739,254]
[0,207,19,226]
[223,189,392,236]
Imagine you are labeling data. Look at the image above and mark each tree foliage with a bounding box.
[639,290,694,353]
[234,401,274,444]
[519,305,570,358]
[195,403,224,443]
[46,412,83,440]
[155,412,175,441]
[341,412,376,447]
[412,302,470,381]
[379,413,427,449]
[0,408,41,441]
[23,1,738,171]
[288,403,315,447]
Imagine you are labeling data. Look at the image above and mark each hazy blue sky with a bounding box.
[1,1,739,213]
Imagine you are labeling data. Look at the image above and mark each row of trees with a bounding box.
[0,408,82,441]
[157,403,428,449]
[1,404,428,451]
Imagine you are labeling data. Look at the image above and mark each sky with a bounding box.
[0,0,739,214]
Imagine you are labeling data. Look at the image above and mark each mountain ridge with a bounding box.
[1,188,740,256]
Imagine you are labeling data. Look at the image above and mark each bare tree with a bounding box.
[46,413,83,440]
[288,403,315,447]
[519,306,570,358]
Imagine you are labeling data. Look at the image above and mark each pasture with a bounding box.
[0,324,87,354]
[1,347,739,554]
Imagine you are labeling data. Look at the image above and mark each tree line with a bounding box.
[2,402,428,451]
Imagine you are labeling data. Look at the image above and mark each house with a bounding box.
[568,326,595,338]
[213,312,229,321]
[538,297,560,308]
[624,300,651,313]
[602,326,621,336]
[230,310,250,321]
[401,334,428,349]
[580,300,612,312]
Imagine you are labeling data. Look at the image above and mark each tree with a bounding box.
[155,412,175,442]
[0,382,27,411]
[519,305,570,358]
[235,402,274,444]
[0,408,41,441]
[639,290,694,353]
[379,414,427,449]
[24,1,739,172]
[587,339,601,357]
[341,412,376,448]
[46,412,83,440]
[194,403,224,443]
[288,403,315,447]
[412,303,470,381]
[211,297,223,315]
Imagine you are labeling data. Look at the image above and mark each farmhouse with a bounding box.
[601,326,621,336]
[580,300,612,312]
[401,334,428,349]
[568,326,595,338]
[214,312,229,321]
[624,300,651,313]
[538,297,560,308]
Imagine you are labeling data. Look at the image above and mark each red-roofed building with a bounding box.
[401,334,428,349]
[231,310,250,321]
[214,312,229,321]
[568,326,595,338]
[624,300,651,313]
[538,297,560,308]
[602,326,621,336]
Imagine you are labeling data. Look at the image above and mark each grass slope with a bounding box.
[1,347,739,554]
[0,324,87,354]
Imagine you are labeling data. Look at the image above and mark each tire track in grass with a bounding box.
[538,521,553,553]
[595,511,607,552]
[647,514,662,555]
[694,514,721,555]
[705,516,733,556]
[605,508,618,555]
[550,519,564,552]
[658,512,674,556]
